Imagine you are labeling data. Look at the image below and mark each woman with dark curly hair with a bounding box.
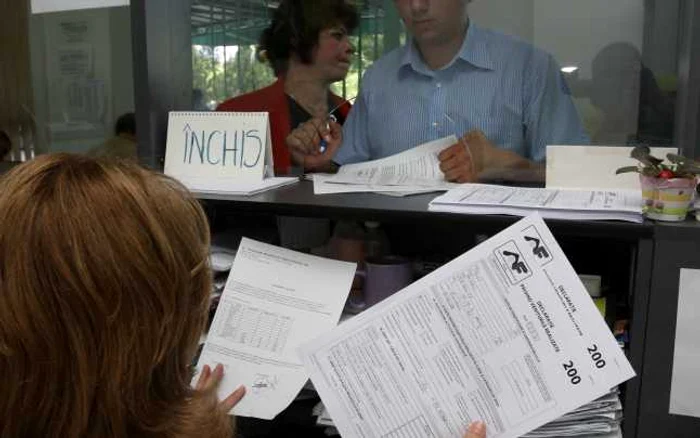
[217,0,358,175]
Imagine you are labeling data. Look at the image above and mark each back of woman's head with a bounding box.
[0,154,229,437]
[259,0,359,76]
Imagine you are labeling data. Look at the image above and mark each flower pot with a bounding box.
[640,175,696,221]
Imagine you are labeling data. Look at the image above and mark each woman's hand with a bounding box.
[464,421,486,438]
[196,363,246,412]
[286,118,342,172]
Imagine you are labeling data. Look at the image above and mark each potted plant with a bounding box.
[616,146,700,221]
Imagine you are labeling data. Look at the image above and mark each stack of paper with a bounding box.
[311,173,445,196]
[429,184,643,223]
[189,176,299,196]
[313,389,624,437]
[313,136,460,196]
[522,388,624,437]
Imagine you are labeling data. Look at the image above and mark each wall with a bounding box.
[470,0,646,79]
[470,0,534,42]
[469,0,657,143]
[533,0,645,79]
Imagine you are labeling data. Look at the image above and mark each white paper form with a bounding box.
[196,238,356,419]
[435,185,641,213]
[328,136,458,187]
[190,176,298,197]
[669,268,700,418]
[429,185,643,223]
[312,173,455,196]
[300,214,635,438]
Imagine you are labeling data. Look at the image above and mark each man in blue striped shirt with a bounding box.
[287,0,589,182]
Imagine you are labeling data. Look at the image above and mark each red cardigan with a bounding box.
[216,79,352,175]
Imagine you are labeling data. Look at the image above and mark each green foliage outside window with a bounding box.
[192,10,400,108]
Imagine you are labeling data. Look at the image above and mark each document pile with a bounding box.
[522,388,624,438]
[313,136,460,196]
[429,184,643,223]
[312,387,624,437]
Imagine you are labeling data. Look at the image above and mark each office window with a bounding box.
[191,0,275,109]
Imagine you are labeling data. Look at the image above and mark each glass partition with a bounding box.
[192,0,681,148]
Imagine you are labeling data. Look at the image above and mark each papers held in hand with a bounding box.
[195,238,356,419]
[300,214,635,438]
[313,136,460,195]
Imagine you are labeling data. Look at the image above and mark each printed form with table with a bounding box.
[197,214,635,438]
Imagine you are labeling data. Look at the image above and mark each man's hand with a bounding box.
[196,363,246,412]
[439,130,535,183]
[286,118,342,172]
[438,130,494,183]
[464,421,486,438]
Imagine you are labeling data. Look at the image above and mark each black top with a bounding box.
[286,94,348,129]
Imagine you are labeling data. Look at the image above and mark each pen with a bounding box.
[319,120,331,154]
[444,113,475,175]
[319,96,357,153]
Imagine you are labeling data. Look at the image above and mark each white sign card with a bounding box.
[669,268,700,418]
[164,112,273,192]
[32,0,129,13]
[547,145,678,191]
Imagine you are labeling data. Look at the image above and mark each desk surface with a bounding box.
[197,181,656,240]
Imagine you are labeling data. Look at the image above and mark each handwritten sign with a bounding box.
[164,112,273,191]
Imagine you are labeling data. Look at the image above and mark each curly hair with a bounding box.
[258,0,359,76]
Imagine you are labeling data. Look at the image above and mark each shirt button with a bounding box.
[436,82,442,88]
[432,122,439,127]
